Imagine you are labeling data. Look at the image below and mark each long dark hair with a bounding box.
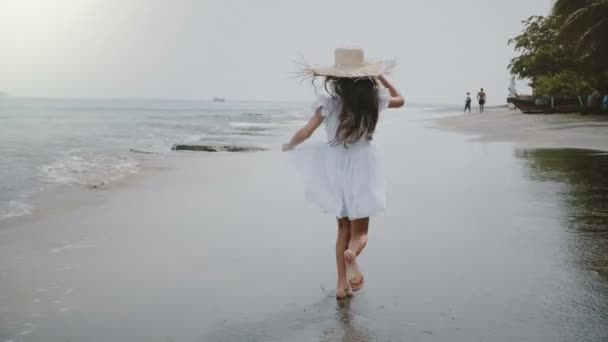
[324,76,380,146]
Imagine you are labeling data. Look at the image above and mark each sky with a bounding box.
[0,0,553,104]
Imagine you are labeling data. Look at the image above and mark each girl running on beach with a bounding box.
[282,48,404,299]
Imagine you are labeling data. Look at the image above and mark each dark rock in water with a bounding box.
[171,144,266,152]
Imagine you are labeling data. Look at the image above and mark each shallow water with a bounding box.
[0,97,305,219]
[516,149,608,280]
[0,109,607,341]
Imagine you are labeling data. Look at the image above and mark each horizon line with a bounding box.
[0,95,474,107]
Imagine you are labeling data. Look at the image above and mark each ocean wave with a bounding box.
[219,131,275,137]
[230,122,278,129]
[0,195,33,220]
[404,107,439,111]
[129,148,162,155]
[284,120,308,126]
[39,152,139,187]
[229,121,304,129]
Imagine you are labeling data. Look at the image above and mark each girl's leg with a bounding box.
[344,218,369,292]
[336,218,351,299]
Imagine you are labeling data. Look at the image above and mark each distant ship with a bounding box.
[0,92,7,97]
[212,97,225,102]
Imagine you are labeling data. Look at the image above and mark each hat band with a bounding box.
[335,62,366,67]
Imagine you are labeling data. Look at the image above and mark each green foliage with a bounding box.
[508,16,579,89]
[553,0,588,16]
[553,0,608,65]
[534,71,593,97]
[509,10,608,96]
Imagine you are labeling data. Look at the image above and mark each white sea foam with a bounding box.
[39,152,139,187]
[405,107,438,111]
[0,97,368,221]
[285,120,308,126]
[229,122,294,128]
[0,195,33,220]
[51,242,96,254]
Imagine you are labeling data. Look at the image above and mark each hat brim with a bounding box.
[306,61,394,78]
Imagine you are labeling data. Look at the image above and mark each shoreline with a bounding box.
[5,108,608,226]
[0,153,153,224]
[433,108,608,152]
[1,110,608,340]
[0,147,282,227]
[0,96,305,224]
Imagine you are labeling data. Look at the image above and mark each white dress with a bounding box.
[291,89,391,220]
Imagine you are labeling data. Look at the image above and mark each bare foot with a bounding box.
[336,279,352,300]
[344,249,365,292]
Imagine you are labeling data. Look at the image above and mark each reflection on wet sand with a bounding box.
[203,294,378,341]
[320,299,373,342]
[516,148,608,279]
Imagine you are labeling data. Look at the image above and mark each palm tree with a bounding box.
[553,0,588,16]
[552,0,608,63]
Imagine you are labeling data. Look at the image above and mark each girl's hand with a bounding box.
[377,74,405,108]
[282,109,324,152]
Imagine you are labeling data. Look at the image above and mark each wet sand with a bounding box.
[1,110,608,341]
[434,108,608,151]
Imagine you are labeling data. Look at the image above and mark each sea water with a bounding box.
[0,97,309,220]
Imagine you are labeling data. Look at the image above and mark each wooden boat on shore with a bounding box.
[508,96,585,114]
[507,96,541,113]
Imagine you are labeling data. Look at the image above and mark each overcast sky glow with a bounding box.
[0,0,552,104]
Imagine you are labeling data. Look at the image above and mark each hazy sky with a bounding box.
[0,0,552,104]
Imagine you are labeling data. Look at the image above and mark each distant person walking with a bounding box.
[464,92,472,113]
[477,88,487,113]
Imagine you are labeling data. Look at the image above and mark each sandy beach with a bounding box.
[4,0,608,339]
[434,108,608,151]
[1,109,608,341]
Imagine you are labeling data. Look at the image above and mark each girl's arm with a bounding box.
[282,108,324,151]
[378,75,405,108]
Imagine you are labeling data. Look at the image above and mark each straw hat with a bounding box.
[303,48,395,78]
